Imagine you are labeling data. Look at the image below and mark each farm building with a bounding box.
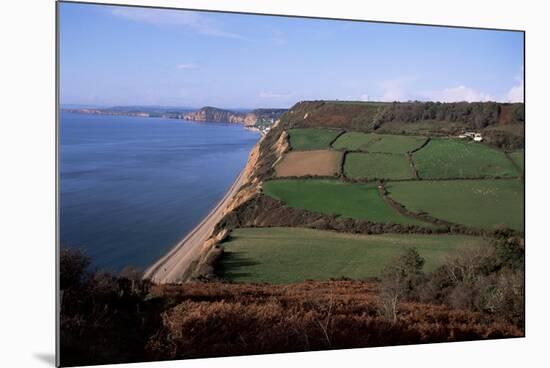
[458,131,483,142]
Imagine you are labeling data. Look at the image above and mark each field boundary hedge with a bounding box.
[409,137,431,153]
[379,183,523,237]
[378,182,454,229]
[328,129,347,148]
[214,193,523,238]
[340,151,350,181]
[504,151,524,176]
[406,153,420,179]
[342,175,523,184]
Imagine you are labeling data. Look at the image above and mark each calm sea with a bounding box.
[60,112,259,271]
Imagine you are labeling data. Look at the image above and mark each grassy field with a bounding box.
[344,152,414,180]
[219,227,487,283]
[333,132,427,153]
[413,139,520,179]
[275,150,342,177]
[287,128,342,150]
[386,179,524,231]
[332,132,372,150]
[508,150,524,172]
[262,179,430,226]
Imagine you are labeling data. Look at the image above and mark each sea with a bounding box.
[59,112,259,271]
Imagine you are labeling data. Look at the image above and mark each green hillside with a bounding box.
[220,227,488,283]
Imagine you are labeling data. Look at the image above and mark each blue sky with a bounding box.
[59,2,524,108]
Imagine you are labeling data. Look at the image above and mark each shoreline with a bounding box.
[142,167,248,284]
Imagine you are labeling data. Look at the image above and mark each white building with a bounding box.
[458,131,483,142]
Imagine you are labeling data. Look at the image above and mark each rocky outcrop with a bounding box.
[183,106,245,123]
[183,107,287,126]
[64,105,287,127]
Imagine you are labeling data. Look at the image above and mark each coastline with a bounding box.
[142,166,248,284]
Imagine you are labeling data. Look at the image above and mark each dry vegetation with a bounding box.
[275,150,342,177]
[147,280,521,361]
[60,235,524,366]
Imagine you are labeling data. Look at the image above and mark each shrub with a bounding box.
[412,240,524,327]
[378,248,425,322]
[59,247,155,366]
[60,247,90,290]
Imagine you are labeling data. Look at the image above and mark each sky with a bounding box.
[59,2,524,109]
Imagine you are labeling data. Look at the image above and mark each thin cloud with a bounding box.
[259,91,293,98]
[110,7,246,40]
[378,77,498,103]
[429,85,493,102]
[176,63,198,70]
[381,84,404,101]
[265,25,286,45]
[507,66,524,103]
[507,84,524,102]
[378,78,416,102]
[359,94,370,101]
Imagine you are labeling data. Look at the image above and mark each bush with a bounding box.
[378,248,425,322]
[411,239,524,327]
[59,247,155,366]
[147,281,521,360]
[494,237,524,270]
[60,247,90,290]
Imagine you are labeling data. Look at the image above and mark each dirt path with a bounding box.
[142,170,246,284]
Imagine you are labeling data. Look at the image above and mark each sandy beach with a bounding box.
[142,169,246,283]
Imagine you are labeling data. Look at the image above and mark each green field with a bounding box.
[508,150,524,172]
[287,128,342,150]
[262,179,430,226]
[332,132,376,150]
[219,227,487,283]
[386,179,524,231]
[344,152,414,180]
[333,132,427,153]
[413,139,519,179]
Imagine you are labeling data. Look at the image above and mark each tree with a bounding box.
[60,247,90,290]
[377,248,425,322]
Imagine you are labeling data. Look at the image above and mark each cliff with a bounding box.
[183,106,247,124]
[62,105,287,127]
[183,106,287,126]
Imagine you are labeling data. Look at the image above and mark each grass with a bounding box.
[413,139,520,179]
[333,132,427,153]
[332,132,374,150]
[344,152,414,180]
[386,179,524,231]
[287,128,342,150]
[262,179,430,227]
[219,227,487,283]
[508,150,524,172]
